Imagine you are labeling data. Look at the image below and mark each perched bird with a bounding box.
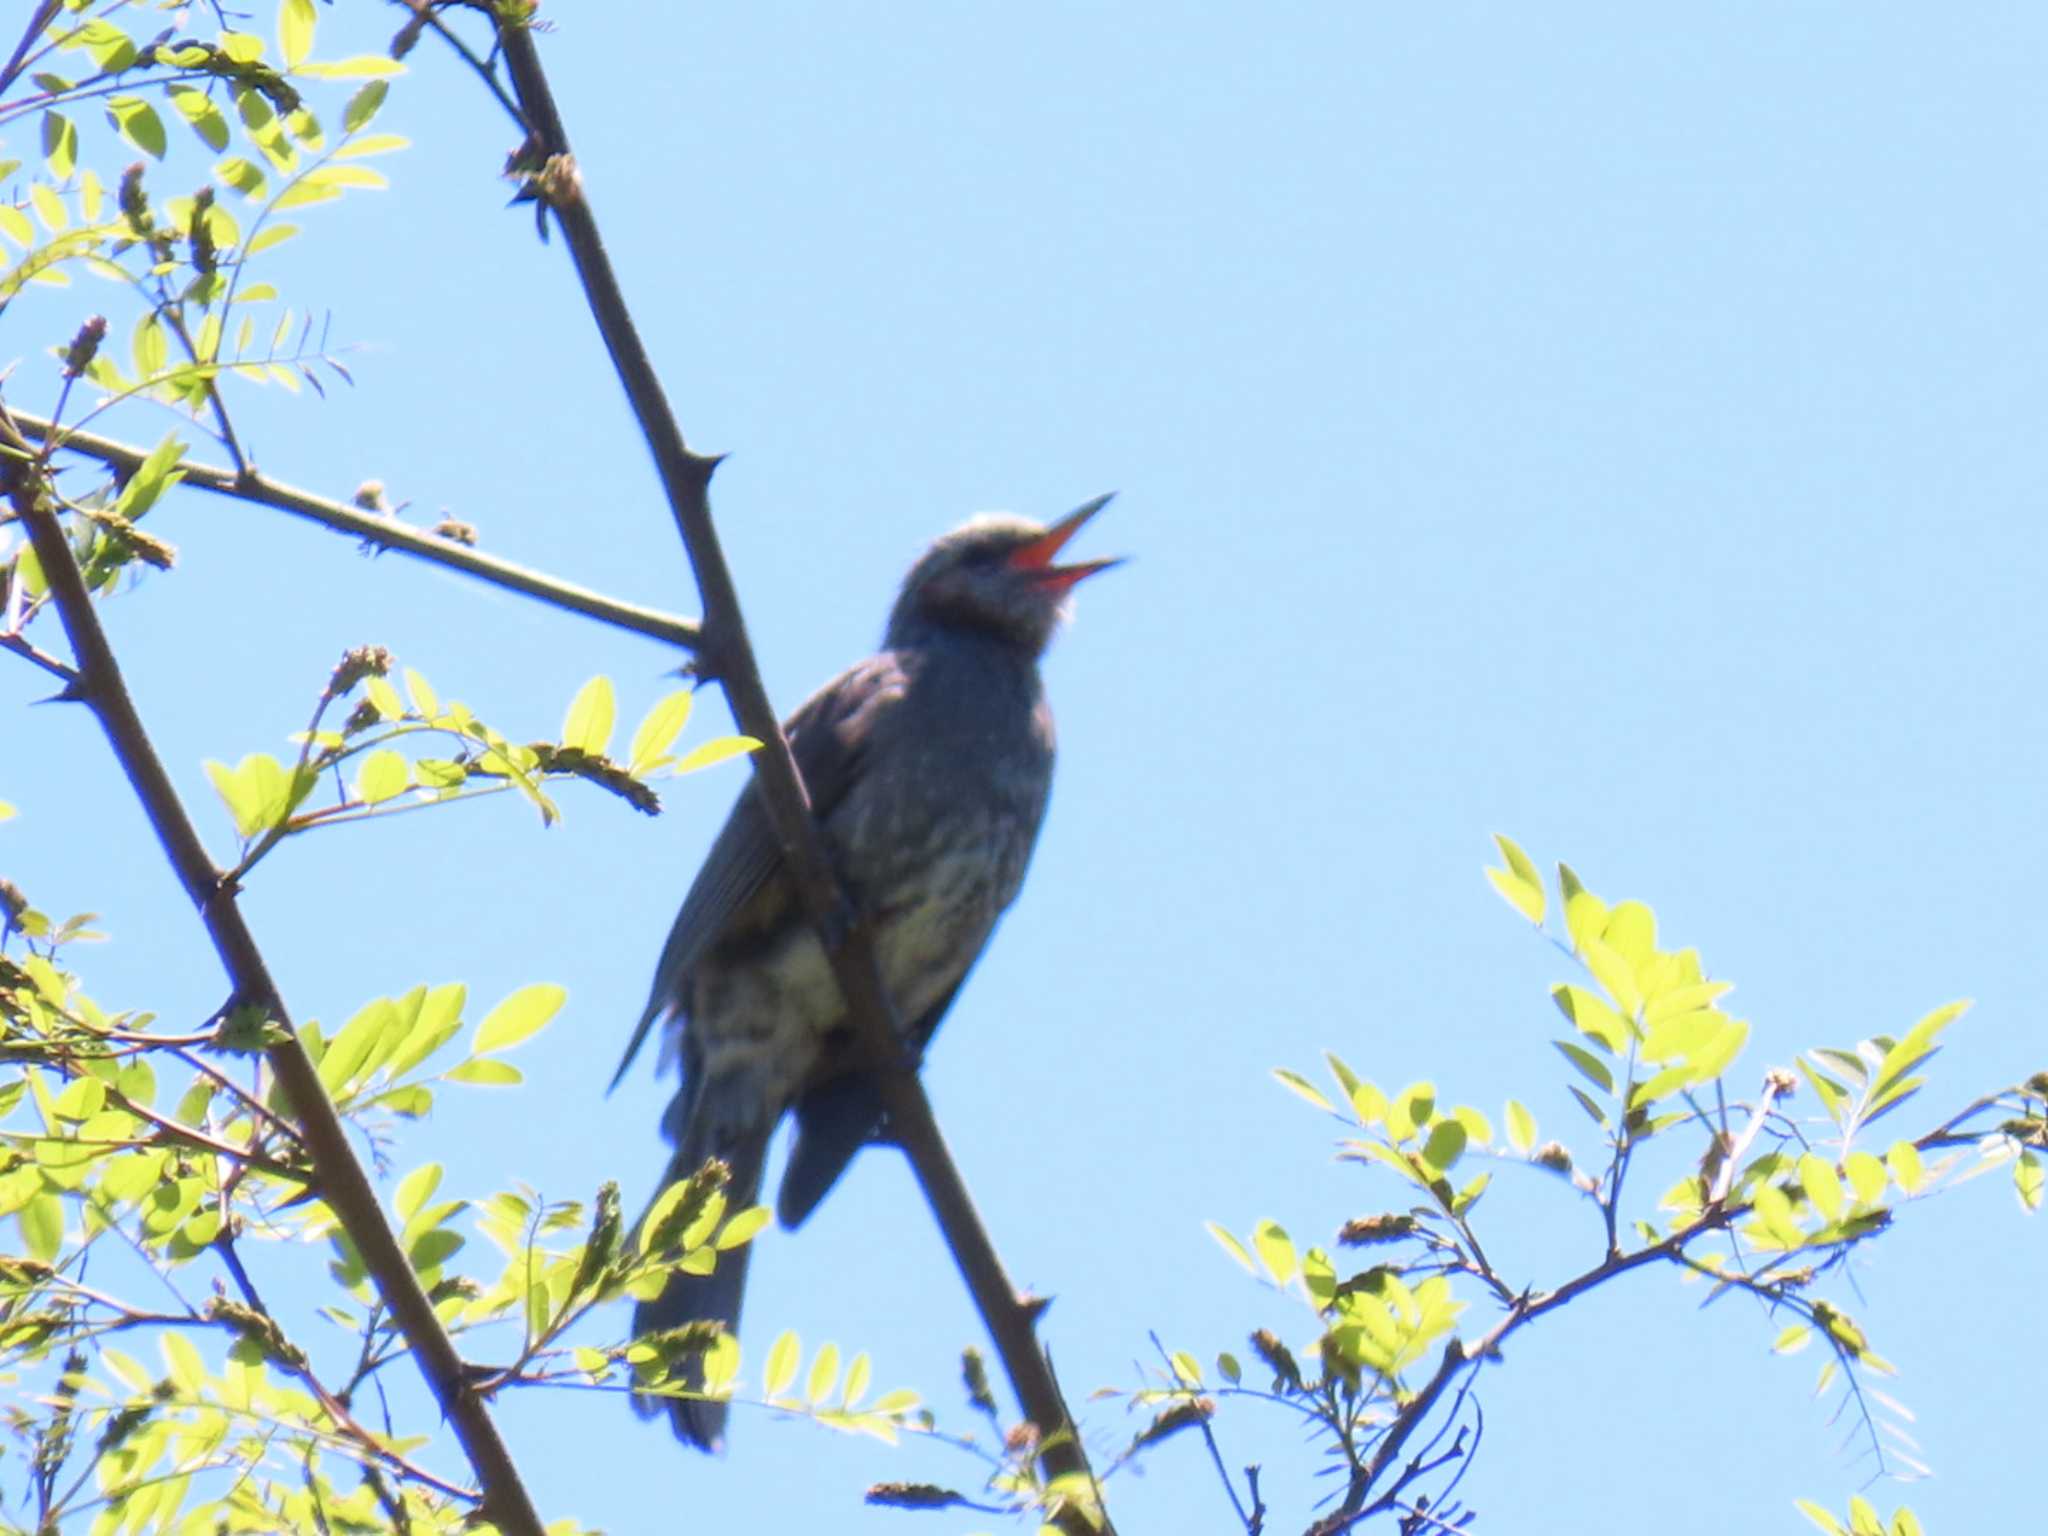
[618,497,1118,1449]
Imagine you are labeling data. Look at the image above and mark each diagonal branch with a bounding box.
[0,402,546,1536]
[10,411,700,651]
[483,16,1111,1526]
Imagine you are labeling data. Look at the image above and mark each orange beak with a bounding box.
[1007,493,1123,592]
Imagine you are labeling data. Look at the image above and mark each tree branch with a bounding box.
[0,1,58,100]
[482,16,1110,1525]
[0,403,547,1536]
[10,411,700,652]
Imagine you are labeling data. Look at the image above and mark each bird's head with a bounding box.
[885,494,1121,656]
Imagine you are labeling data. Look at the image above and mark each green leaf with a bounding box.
[1348,1079,1387,1125]
[1272,1068,1332,1114]
[562,676,616,755]
[1251,1219,1296,1286]
[403,667,439,718]
[1795,1500,1848,1536]
[384,983,465,1079]
[29,181,68,234]
[445,1058,522,1086]
[245,222,297,254]
[216,156,268,197]
[394,1162,441,1224]
[1205,1221,1255,1274]
[116,431,188,519]
[715,1204,770,1251]
[1554,1039,1613,1095]
[365,676,404,718]
[42,111,78,179]
[278,0,317,70]
[1867,1000,1968,1121]
[410,1228,463,1274]
[107,97,168,159]
[806,1341,841,1405]
[53,1076,106,1122]
[1843,1151,1887,1206]
[333,132,409,162]
[170,89,231,152]
[473,982,567,1055]
[1386,1081,1436,1141]
[301,55,408,79]
[763,1330,801,1397]
[672,736,760,776]
[628,689,694,773]
[1552,984,1627,1052]
[67,18,139,71]
[1420,1119,1467,1174]
[841,1351,872,1408]
[343,81,389,135]
[1772,1324,1813,1354]
[2015,1150,2043,1214]
[1580,934,1641,1021]
[1885,1140,1925,1195]
[319,997,397,1093]
[1505,1099,1536,1155]
[20,1189,62,1261]
[1798,1153,1845,1225]
[356,747,410,805]
[162,1331,205,1395]
[1485,833,1545,924]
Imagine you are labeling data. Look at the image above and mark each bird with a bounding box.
[617,496,1119,1449]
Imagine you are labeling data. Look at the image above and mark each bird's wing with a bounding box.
[608,654,912,1090]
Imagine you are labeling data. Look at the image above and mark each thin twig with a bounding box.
[0,404,548,1536]
[1150,1332,1255,1531]
[0,630,79,686]
[10,411,700,652]
[483,14,1110,1527]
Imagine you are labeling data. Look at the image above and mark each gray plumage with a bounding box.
[622,500,1117,1449]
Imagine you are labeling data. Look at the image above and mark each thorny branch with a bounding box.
[464,8,1113,1525]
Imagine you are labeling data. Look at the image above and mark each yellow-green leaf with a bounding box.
[29,181,68,234]
[1484,859,1544,925]
[1795,1501,1848,1536]
[1505,1099,1536,1155]
[763,1330,800,1397]
[1252,1219,1296,1287]
[562,676,616,756]
[627,689,694,774]
[1886,1140,1925,1195]
[672,736,760,776]
[806,1341,840,1405]
[473,983,567,1055]
[1798,1153,1845,1225]
[278,0,317,70]
[1272,1068,1332,1113]
[356,748,410,805]
[1206,1221,1254,1274]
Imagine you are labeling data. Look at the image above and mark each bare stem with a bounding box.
[10,411,700,652]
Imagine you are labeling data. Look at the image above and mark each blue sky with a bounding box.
[4,3,2043,1532]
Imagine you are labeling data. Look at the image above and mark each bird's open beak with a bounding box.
[1008,493,1123,592]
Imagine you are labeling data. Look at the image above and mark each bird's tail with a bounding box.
[631,1079,771,1452]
